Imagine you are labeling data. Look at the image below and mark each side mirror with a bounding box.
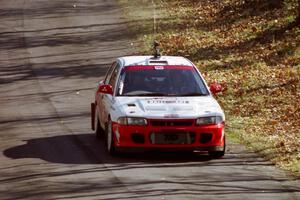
[98,84,113,95]
[210,83,222,95]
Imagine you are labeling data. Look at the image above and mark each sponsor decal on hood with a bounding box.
[116,96,224,119]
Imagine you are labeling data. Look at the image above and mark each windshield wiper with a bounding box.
[137,92,167,96]
[123,91,167,96]
[123,91,208,97]
[178,93,208,96]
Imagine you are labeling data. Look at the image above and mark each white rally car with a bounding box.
[91,55,225,157]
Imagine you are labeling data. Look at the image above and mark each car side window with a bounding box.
[104,62,117,84]
[108,63,121,90]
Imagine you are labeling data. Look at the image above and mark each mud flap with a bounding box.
[91,103,95,130]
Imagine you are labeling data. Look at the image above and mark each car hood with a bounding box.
[116,96,224,119]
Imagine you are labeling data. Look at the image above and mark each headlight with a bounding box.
[196,116,223,126]
[117,117,147,126]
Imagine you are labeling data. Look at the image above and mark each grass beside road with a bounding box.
[117,0,300,175]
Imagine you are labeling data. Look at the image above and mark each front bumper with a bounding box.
[112,119,225,151]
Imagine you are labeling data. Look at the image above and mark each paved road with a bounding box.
[0,0,299,199]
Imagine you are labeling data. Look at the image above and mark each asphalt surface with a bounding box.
[0,0,299,199]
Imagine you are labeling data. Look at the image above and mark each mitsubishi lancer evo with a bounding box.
[91,55,225,158]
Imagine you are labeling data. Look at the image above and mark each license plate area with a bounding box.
[150,131,195,144]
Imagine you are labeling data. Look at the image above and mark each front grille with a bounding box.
[150,120,194,127]
[150,131,195,144]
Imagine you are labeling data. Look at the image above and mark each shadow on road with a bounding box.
[3,133,300,198]
[3,133,278,167]
[3,133,211,165]
[0,0,138,86]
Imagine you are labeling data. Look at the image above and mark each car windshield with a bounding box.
[117,66,209,96]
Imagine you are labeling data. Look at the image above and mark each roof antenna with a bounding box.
[152,0,157,38]
[151,1,161,59]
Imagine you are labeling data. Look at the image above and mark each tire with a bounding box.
[95,109,105,139]
[95,117,105,139]
[105,119,117,155]
[209,136,226,158]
